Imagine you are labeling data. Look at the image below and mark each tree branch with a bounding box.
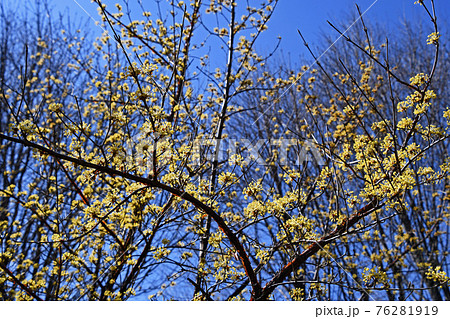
[0,133,262,298]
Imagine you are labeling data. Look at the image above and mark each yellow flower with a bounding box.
[218,172,237,185]
[427,32,440,45]
[409,73,428,86]
[425,266,449,283]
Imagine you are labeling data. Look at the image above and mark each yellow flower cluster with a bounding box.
[362,267,391,288]
[289,288,304,301]
[427,32,440,45]
[218,172,237,186]
[425,266,449,284]
[409,73,428,86]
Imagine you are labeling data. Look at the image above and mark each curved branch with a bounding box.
[0,133,262,298]
[0,261,43,301]
[256,199,379,300]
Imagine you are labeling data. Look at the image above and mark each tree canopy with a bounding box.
[0,0,448,300]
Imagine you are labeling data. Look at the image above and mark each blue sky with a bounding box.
[30,0,448,58]
[261,0,449,56]
[4,0,448,62]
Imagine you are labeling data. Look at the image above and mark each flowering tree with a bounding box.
[230,3,450,300]
[0,0,448,300]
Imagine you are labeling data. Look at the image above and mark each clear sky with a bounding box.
[7,0,449,61]
[261,0,449,56]
[44,0,450,54]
